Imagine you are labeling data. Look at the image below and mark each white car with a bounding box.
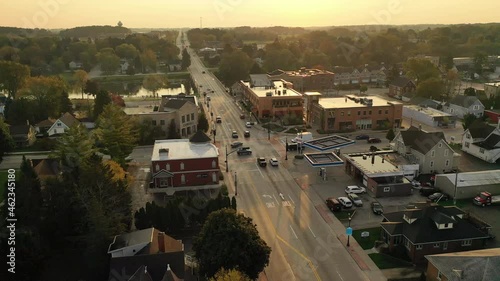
[337,197,353,208]
[269,158,279,166]
[345,185,366,194]
[245,122,252,128]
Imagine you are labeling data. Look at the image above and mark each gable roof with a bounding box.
[425,249,500,281]
[35,119,55,127]
[109,252,185,281]
[109,228,154,253]
[58,112,80,127]
[467,120,495,139]
[189,130,211,143]
[8,125,32,136]
[33,159,60,178]
[476,133,500,150]
[382,204,489,244]
[399,126,447,154]
[419,99,442,109]
[448,95,482,108]
[128,265,154,281]
[161,265,182,281]
[163,99,188,110]
[390,76,415,88]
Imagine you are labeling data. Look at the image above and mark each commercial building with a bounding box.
[484,82,500,97]
[434,170,500,200]
[403,105,456,128]
[237,74,304,119]
[267,68,335,92]
[150,131,220,195]
[309,95,403,132]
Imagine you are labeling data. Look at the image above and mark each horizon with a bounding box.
[1,0,499,30]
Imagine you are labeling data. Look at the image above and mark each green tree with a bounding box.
[462,113,478,131]
[93,90,112,119]
[59,90,73,114]
[0,118,15,162]
[136,117,165,145]
[198,112,209,133]
[386,128,395,141]
[167,119,181,139]
[193,208,271,279]
[0,60,31,98]
[73,69,89,99]
[209,268,252,281]
[464,87,476,96]
[181,48,191,70]
[18,75,68,120]
[473,52,487,75]
[359,85,368,94]
[94,104,139,166]
[404,58,440,84]
[115,43,138,60]
[143,74,167,97]
[263,49,297,71]
[140,49,158,72]
[416,78,445,100]
[218,50,253,85]
[97,51,120,74]
[84,79,99,96]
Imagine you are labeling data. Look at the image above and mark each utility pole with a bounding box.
[285,137,288,160]
[453,170,459,205]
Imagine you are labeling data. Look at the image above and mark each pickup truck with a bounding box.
[237,147,252,155]
[473,191,500,207]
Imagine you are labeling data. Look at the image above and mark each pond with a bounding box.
[68,84,191,99]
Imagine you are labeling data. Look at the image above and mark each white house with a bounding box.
[46,112,80,136]
[462,120,500,163]
[443,95,484,119]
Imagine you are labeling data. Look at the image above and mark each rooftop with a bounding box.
[124,106,175,115]
[484,82,500,87]
[318,95,401,109]
[404,105,453,117]
[284,68,334,77]
[436,170,500,188]
[242,80,302,98]
[152,139,219,161]
[304,152,344,167]
[108,228,154,252]
[345,153,402,176]
[304,91,322,96]
[303,135,355,151]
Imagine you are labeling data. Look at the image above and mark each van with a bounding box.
[326,197,342,212]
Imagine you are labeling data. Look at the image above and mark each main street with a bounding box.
[182,35,385,280]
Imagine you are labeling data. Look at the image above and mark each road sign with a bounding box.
[346,227,353,236]
[361,231,370,238]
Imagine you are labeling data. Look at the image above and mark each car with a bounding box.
[428,192,449,201]
[345,185,366,194]
[371,202,383,215]
[420,187,440,197]
[411,180,422,189]
[269,158,278,166]
[355,134,370,140]
[326,198,342,212]
[347,193,363,207]
[367,138,382,143]
[240,114,245,119]
[244,131,250,137]
[245,122,252,128]
[257,157,267,167]
[337,197,353,208]
[216,116,222,123]
[237,147,252,155]
[231,141,243,148]
[202,71,206,74]
[232,131,238,138]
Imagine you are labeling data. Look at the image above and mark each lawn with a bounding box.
[333,211,352,221]
[0,170,9,202]
[437,198,470,209]
[368,253,413,269]
[352,227,381,250]
[261,123,285,132]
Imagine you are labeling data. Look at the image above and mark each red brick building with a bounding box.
[150,131,220,194]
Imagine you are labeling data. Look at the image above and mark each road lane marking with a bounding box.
[272,194,279,204]
[289,225,298,239]
[276,235,321,281]
[308,226,317,238]
[288,194,295,204]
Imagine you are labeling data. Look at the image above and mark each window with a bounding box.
[347,111,351,116]
[181,174,186,184]
[385,110,389,114]
[368,110,372,115]
[437,271,442,281]
[182,116,185,123]
[430,161,434,167]
[445,160,450,167]
[416,244,422,250]
[191,113,195,120]
[341,112,344,116]
[480,148,485,154]
[443,242,448,250]
[363,111,366,115]
[358,111,361,116]
[57,122,62,127]
[433,243,440,248]
[465,142,470,148]
[444,149,448,156]
[166,163,170,171]
[431,150,435,157]
[160,120,165,125]
[378,110,382,114]
[152,120,157,126]
[180,162,185,170]
[461,240,472,246]
[160,179,169,187]
[212,160,216,168]
[473,105,479,110]
[383,186,390,192]
[438,143,442,148]
[466,133,471,139]
[186,114,190,121]
[155,164,160,172]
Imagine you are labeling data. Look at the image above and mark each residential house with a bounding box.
[8,124,36,147]
[443,95,484,119]
[150,131,220,195]
[108,228,184,281]
[392,126,458,174]
[462,120,500,163]
[425,248,500,281]
[31,158,60,188]
[68,61,83,70]
[484,82,500,97]
[388,77,416,99]
[46,112,80,136]
[380,202,490,264]
[35,119,55,136]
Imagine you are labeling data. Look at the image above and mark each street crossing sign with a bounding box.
[346,227,353,236]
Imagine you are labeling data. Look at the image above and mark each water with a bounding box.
[68,85,190,99]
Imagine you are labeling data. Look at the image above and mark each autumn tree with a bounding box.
[143,74,167,97]
[0,118,15,162]
[140,49,158,72]
[0,60,31,98]
[73,69,89,99]
[194,208,271,279]
[209,268,252,281]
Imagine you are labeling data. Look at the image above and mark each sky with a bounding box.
[1,0,499,29]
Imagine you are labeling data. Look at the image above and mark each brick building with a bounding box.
[268,68,335,92]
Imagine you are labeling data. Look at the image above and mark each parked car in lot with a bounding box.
[411,180,421,189]
[367,138,382,143]
[420,187,440,197]
[257,157,267,167]
[428,192,449,201]
[347,193,363,207]
[231,141,243,148]
[326,197,342,212]
[232,131,239,138]
[245,122,252,128]
[237,147,252,155]
[355,134,369,140]
[244,131,250,137]
[337,197,353,208]
[345,185,366,194]
[371,202,383,215]
[269,158,278,166]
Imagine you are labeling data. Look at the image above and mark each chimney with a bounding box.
[158,232,165,253]
[159,148,169,155]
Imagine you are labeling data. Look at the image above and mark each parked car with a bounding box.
[257,157,267,167]
[371,202,383,215]
[245,122,252,128]
[355,134,369,140]
[411,180,422,189]
[240,114,245,119]
[326,197,342,212]
[345,185,366,194]
[231,141,243,148]
[347,193,363,207]
[420,187,440,197]
[367,138,382,143]
[269,158,278,166]
[338,197,353,208]
[232,131,238,138]
[216,116,222,123]
[428,192,449,201]
[244,131,250,137]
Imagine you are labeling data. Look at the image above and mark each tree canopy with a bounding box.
[218,50,253,86]
[0,60,30,98]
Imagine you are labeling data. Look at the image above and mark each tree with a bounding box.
[359,85,368,94]
[140,49,158,72]
[97,51,120,74]
[462,113,478,131]
[198,112,209,133]
[404,58,440,84]
[473,52,487,75]
[94,104,139,166]
[386,128,395,141]
[117,21,123,27]
[143,74,167,97]
[136,117,165,145]
[181,48,191,70]
[0,119,15,162]
[167,119,181,139]
[209,268,252,281]
[263,49,297,71]
[84,79,99,96]
[115,43,138,60]
[0,60,30,98]
[416,78,445,100]
[218,50,253,85]
[60,90,73,114]
[18,76,68,120]
[93,90,112,119]
[193,208,271,279]
[73,69,89,99]
[464,87,476,96]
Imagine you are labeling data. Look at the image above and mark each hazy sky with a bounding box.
[1,0,499,29]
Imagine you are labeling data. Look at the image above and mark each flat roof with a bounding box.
[436,170,500,187]
[345,154,403,176]
[152,139,219,161]
[242,80,302,98]
[303,135,355,151]
[286,68,334,77]
[485,82,500,87]
[404,105,453,117]
[318,95,401,109]
[124,106,175,115]
[304,91,322,96]
[304,152,344,167]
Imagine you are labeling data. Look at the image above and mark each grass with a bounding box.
[437,198,470,209]
[368,253,413,269]
[352,227,381,250]
[261,123,285,132]
[0,170,9,202]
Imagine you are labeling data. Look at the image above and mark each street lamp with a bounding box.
[234,171,238,196]
[347,213,352,247]
[285,137,288,160]
[226,145,229,172]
